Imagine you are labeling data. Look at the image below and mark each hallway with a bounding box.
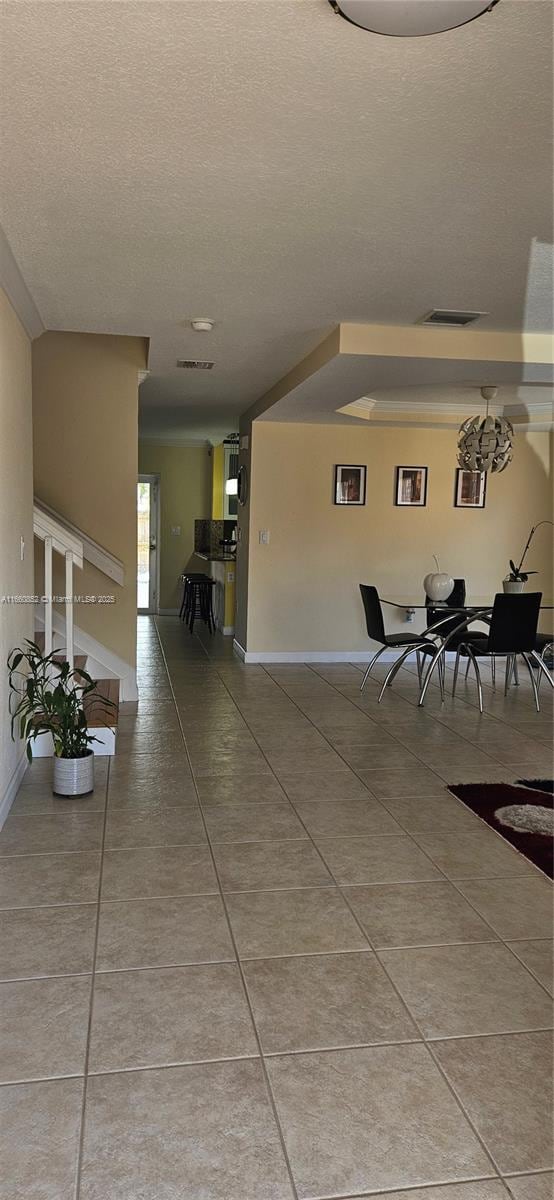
[1,616,552,1199]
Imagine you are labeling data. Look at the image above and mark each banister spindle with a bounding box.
[65,551,74,669]
[44,535,53,655]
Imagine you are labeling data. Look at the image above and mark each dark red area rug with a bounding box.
[447,778,553,879]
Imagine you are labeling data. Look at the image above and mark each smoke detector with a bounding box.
[191,319,214,332]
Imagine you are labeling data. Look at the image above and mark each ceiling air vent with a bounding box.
[418,309,487,328]
[176,359,215,370]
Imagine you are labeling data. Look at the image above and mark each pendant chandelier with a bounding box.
[457,386,513,474]
[328,0,500,38]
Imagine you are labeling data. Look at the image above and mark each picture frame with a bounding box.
[455,468,487,508]
[334,464,367,506]
[395,465,428,507]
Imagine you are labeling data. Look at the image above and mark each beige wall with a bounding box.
[138,442,212,610]
[245,421,553,654]
[0,289,34,810]
[33,332,147,670]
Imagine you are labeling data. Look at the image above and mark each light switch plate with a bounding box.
[259,530,270,545]
[171,526,181,536]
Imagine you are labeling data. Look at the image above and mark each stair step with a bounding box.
[84,678,120,728]
[32,633,119,732]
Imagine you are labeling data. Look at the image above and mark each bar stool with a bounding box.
[179,573,206,621]
[180,572,216,634]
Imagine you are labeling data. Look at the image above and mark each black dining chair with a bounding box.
[359,584,438,702]
[452,592,547,713]
[506,631,554,696]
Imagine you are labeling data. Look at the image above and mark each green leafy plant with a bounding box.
[7,639,116,762]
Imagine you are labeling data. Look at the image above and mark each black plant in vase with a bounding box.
[508,521,553,583]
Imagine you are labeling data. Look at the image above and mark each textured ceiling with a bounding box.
[1,0,553,440]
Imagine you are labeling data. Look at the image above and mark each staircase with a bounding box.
[33,502,122,756]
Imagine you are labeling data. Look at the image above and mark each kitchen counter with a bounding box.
[196,553,236,563]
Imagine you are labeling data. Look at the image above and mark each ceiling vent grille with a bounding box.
[418,309,487,328]
[176,359,215,370]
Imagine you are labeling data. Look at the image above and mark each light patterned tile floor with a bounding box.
[0,615,552,1198]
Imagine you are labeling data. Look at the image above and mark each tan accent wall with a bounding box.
[245,422,553,653]
[235,418,253,649]
[32,332,147,669]
[0,288,34,805]
[211,443,225,520]
[138,442,212,610]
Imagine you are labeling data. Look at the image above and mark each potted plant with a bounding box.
[7,639,116,796]
[503,520,553,594]
[503,563,535,594]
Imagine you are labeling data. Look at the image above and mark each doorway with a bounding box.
[137,474,160,613]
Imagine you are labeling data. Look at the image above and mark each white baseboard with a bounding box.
[0,753,28,830]
[221,625,235,636]
[233,647,459,665]
[157,608,179,616]
[35,612,138,702]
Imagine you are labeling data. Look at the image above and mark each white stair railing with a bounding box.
[34,497,125,587]
[33,505,84,668]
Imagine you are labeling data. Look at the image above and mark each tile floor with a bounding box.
[1,614,553,1199]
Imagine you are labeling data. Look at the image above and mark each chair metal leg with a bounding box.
[466,646,484,713]
[513,656,519,685]
[530,650,554,690]
[377,646,423,703]
[436,657,446,700]
[416,651,422,688]
[490,656,496,689]
[504,654,514,696]
[522,653,541,712]
[360,646,386,692]
[452,647,462,697]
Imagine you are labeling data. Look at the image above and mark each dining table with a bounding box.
[381,596,554,707]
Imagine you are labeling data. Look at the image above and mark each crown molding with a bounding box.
[366,417,553,432]
[361,396,553,418]
[0,224,44,340]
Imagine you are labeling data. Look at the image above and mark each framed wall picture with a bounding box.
[395,465,428,507]
[455,468,487,508]
[334,464,367,506]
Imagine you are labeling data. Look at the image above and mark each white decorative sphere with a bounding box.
[423,572,454,602]
[457,415,513,473]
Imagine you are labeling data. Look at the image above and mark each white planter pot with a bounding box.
[53,751,94,797]
[503,580,525,594]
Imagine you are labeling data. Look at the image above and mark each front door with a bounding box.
[137,475,159,613]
